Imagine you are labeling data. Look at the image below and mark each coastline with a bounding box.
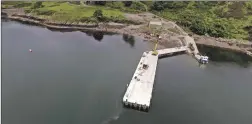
[2,9,252,58]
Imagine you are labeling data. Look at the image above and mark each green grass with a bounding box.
[1,4,9,9]
[9,2,125,23]
[36,2,125,22]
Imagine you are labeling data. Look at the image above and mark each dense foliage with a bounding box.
[105,1,146,13]
[150,1,252,40]
[93,9,103,21]
[90,1,252,40]
[94,1,106,6]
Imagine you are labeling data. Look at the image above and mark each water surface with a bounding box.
[2,21,252,124]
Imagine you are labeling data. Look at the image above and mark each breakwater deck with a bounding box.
[123,47,187,111]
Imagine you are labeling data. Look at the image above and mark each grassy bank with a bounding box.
[2,1,137,24]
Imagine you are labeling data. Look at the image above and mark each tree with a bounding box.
[123,1,132,7]
[151,1,189,11]
[151,1,166,11]
[166,2,189,9]
[94,1,106,6]
[93,9,104,21]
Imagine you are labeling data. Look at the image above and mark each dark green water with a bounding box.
[197,44,252,67]
[2,21,252,124]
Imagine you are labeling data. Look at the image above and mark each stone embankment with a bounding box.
[193,35,252,57]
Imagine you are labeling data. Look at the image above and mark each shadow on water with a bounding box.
[93,31,104,42]
[47,28,115,41]
[158,51,187,59]
[1,19,138,47]
[46,26,118,43]
[1,19,119,42]
[122,34,135,48]
[81,31,114,42]
[197,44,252,67]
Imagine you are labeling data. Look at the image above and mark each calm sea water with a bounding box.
[2,21,252,124]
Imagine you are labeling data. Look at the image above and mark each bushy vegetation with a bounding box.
[105,1,146,13]
[15,2,126,23]
[150,1,252,41]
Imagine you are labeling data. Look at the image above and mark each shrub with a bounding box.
[189,16,231,38]
[31,2,44,9]
[151,1,166,11]
[24,9,32,13]
[93,9,104,21]
[167,2,189,9]
[94,1,106,6]
[123,1,132,7]
[130,2,147,11]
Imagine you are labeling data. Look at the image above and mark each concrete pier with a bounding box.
[158,47,187,58]
[123,47,187,112]
[122,35,208,112]
[184,36,202,61]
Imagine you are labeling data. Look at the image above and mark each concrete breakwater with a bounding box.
[123,47,187,112]
[122,35,210,112]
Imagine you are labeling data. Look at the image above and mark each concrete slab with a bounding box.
[123,47,187,112]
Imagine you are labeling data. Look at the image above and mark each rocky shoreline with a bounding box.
[193,35,252,57]
[1,10,179,49]
[2,9,252,57]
